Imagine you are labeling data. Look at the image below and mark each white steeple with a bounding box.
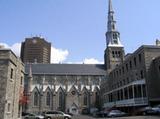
[106,0,123,47]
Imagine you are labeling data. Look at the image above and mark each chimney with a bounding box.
[156,39,160,46]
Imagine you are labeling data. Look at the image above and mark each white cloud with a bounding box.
[83,58,103,64]
[0,43,102,64]
[0,42,69,63]
[51,46,69,63]
[0,42,21,57]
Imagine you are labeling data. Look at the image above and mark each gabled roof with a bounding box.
[25,63,106,75]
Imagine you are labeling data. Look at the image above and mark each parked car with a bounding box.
[136,106,160,115]
[43,111,72,119]
[107,109,127,117]
[97,110,109,117]
[23,113,44,119]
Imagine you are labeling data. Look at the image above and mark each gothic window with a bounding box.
[34,92,38,106]
[83,92,88,106]
[95,92,99,107]
[59,92,63,109]
[112,51,115,58]
[46,92,51,106]
[112,24,115,30]
[113,40,118,44]
[111,16,114,21]
[113,33,117,39]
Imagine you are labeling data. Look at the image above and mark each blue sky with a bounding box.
[0,0,160,63]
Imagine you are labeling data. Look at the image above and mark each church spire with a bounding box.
[104,0,125,71]
[108,0,113,13]
[106,0,123,47]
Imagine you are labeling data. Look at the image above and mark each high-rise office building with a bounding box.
[21,37,51,63]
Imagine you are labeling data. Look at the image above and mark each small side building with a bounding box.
[0,47,24,119]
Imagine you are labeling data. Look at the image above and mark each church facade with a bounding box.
[23,64,107,114]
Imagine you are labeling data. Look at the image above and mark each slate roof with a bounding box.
[25,63,106,75]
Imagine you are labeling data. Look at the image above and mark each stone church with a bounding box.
[24,64,107,114]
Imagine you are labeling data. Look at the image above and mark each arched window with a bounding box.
[95,92,99,106]
[84,92,88,106]
[46,92,51,106]
[34,92,38,106]
[59,92,63,109]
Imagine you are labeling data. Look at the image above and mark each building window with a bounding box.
[8,103,11,112]
[95,92,99,107]
[129,61,132,69]
[112,24,115,30]
[59,92,63,109]
[10,68,13,79]
[46,92,51,106]
[113,40,118,44]
[122,67,124,74]
[119,69,122,76]
[34,92,38,106]
[118,51,121,57]
[124,88,128,99]
[128,86,133,99]
[138,54,142,63]
[134,57,137,67]
[142,85,147,97]
[126,63,128,72]
[116,70,118,77]
[140,70,144,79]
[112,51,115,58]
[21,77,23,85]
[84,92,88,106]
[113,33,118,40]
[120,89,123,100]
[127,77,129,83]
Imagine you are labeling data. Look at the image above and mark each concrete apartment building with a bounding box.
[101,0,160,113]
[21,37,51,64]
[101,45,160,112]
[0,46,24,119]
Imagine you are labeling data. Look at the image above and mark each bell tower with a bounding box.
[104,0,125,72]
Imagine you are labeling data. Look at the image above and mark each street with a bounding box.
[72,115,160,119]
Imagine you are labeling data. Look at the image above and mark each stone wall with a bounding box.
[0,49,24,119]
